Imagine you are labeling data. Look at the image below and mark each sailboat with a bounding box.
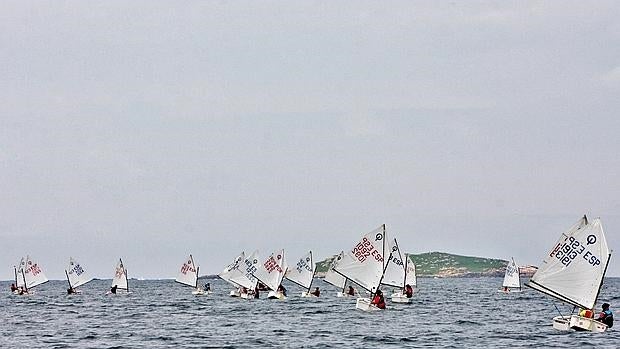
[252,249,288,299]
[175,254,206,295]
[526,215,612,332]
[333,224,393,312]
[110,258,129,294]
[65,257,93,294]
[498,257,521,293]
[12,257,26,294]
[20,255,49,294]
[284,251,317,297]
[323,251,353,297]
[390,249,417,303]
[219,251,259,299]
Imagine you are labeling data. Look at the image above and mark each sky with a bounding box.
[1,1,619,280]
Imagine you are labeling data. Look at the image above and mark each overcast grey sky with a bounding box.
[1,1,619,280]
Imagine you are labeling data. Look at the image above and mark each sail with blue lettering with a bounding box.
[502,257,520,289]
[285,251,315,292]
[219,251,257,290]
[66,257,93,289]
[527,216,611,310]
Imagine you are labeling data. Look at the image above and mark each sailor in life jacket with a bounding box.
[595,303,613,328]
[371,289,386,309]
[405,284,413,298]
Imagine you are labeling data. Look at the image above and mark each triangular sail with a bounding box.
[176,254,199,288]
[66,257,93,288]
[324,251,347,290]
[502,257,520,288]
[253,249,287,291]
[112,258,129,290]
[527,216,611,310]
[381,238,405,287]
[219,252,257,290]
[404,254,417,288]
[333,225,387,293]
[23,255,49,289]
[285,251,315,290]
[240,250,260,290]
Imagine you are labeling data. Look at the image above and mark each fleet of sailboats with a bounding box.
[7,215,614,336]
[526,215,612,332]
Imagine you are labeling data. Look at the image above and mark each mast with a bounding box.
[370,225,390,301]
[65,270,72,289]
[307,251,314,294]
[403,254,408,291]
[515,258,522,292]
[189,254,198,289]
[14,266,17,286]
[21,269,28,292]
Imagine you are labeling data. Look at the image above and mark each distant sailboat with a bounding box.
[21,255,49,293]
[284,251,317,297]
[498,257,522,293]
[526,215,612,332]
[175,254,206,295]
[333,225,392,312]
[324,251,348,296]
[252,249,288,299]
[12,257,26,294]
[65,257,93,294]
[388,243,416,303]
[110,258,129,294]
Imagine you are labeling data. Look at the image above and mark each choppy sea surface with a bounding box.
[2,277,620,348]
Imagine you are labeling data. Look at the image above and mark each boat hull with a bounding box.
[300,291,318,298]
[267,290,286,300]
[552,315,608,333]
[497,288,523,293]
[355,297,382,312]
[336,292,355,298]
[390,292,412,303]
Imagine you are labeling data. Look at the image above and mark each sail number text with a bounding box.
[551,236,602,267]
[352,237,383,263]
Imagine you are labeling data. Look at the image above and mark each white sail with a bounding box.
[333,225,388,293]
[15,257,26,288]
[66,257,93,288]
[528,216,611,310]
[285,251,315,290]
[381,238,405,288]
[404,254,417,287]
[502,257,520,289]
[23,255,49,289]
[112,258,129,290]
[239,250,260,290]
[176,254,199,288]
[324,251,347,290]
[253,249,287,292]
[219,251,257,290]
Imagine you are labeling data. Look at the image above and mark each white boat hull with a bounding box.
[355,297,382,312]
[229,290,240,297]
[336,292,356,298]
[552,315,608,333]
[390,292,412,303]
[192,288,210,296]
[267,290,287,300]
[497,288,523,293]
[300,291,318,298]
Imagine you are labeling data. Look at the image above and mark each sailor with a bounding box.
[371,289,386,309]
[277,284,287,296]
[405,284,413,298]
[10,283,18,292]
[110,285,118,294]
[596,303,613,328]
[310,287,320,297]
[347,285,355,296]
[204,283,211,292]
[67,286,76,295]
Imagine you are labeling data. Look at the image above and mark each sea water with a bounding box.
[2,277,619,348]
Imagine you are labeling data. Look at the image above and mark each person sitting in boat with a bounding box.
[595,303,613,328]
[110,285,118,294]
[253,286,260,299]
[347,286,355,296]
[311,287,320,297]
[277,284,287,296]
[18,287,28,295]
[371,289,386,309]
[67,286,76,295]
[503,286,509,292]
[10,283,18,292]
[405,284,413,298]
[204,283,211,292]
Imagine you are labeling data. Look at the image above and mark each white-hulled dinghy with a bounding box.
[498,257,522,293]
